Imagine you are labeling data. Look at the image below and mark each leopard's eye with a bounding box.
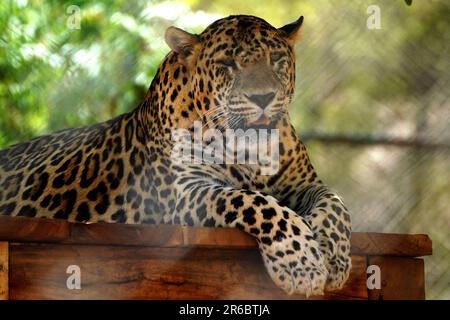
[217,59,237,70]
[270,52,283,63]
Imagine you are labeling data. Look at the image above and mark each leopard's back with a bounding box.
[0,112,173,224]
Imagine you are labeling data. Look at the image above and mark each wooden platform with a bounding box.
[0,216,432,300]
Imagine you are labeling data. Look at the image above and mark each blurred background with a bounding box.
[0,0,448,299]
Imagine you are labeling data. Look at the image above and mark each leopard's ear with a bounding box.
[279,16,304,44]
[165,27,199,57]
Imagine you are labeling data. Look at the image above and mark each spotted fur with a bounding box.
[0,15,351,296]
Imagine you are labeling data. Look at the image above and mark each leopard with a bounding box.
[0,15,351,297]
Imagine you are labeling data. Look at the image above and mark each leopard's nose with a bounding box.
[246,92,276,109]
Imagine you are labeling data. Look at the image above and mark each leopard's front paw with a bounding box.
[258,215,328,298]
[307,200,352,291]
[324,238,352,291]
[325,255,351,291]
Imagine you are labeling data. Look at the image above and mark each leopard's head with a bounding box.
[165,15,303,130]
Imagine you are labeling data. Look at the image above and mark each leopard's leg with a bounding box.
[289,184,352,291]
[268,129,352,291]
[173,182,328,297]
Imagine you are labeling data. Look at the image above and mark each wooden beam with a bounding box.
[350,232,432,257]
[0,242,8,300]
[182,226,256,248]
[368,256,425,300]
[0,216,69,243]
[69,222,183,247]
[181,228,433,257]
[0,216,432,257]
[9,243,368,300]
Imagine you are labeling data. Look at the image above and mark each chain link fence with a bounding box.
[294,1,450,299]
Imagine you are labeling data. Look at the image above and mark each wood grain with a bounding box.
[0,242,8,300]
[69,222,183,247]
[182,226,256,248]
[0,216,69,243]
[182,228,433,257]
[368,256,425,300]
[9,243,368,300]
[351,232,432,257]
[0,216,433,258]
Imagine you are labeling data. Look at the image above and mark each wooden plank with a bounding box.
[368,256,425,300]
[0,242,8,300]
[9,243,367,300]
[182,228,432,257]
[0,216,432,257]
[0,216,69,243]
[69,223,183,247]
[182,226,256,248]
[351,232,432,257]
